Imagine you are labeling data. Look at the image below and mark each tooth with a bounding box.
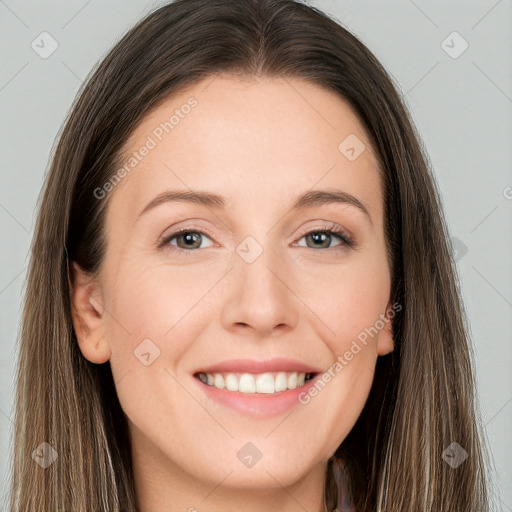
[256,373,275,393]
[205,370,309,393]
[287,372,297,390]
[225,373,238,391]
[274,372,287,392]
[238,373,256,393]
[213,373,225,389]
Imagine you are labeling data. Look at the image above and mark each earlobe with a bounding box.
[376,302,395,356]
[68,260,111,364]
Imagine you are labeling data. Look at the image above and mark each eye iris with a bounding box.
[307,232,331,249]
[177,232,202,249]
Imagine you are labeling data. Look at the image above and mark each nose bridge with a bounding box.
[220,234,299,335]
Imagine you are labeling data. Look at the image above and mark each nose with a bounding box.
[220,243,300,338]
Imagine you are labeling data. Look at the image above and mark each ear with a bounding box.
[68,260,111,364]
[376,301,395,356]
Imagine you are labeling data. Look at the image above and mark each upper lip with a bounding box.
[194,358,322,375]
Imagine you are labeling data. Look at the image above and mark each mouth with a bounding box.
[192,358,323,416]
[194,371,318,394]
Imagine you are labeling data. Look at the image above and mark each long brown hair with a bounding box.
[9,0,492,510]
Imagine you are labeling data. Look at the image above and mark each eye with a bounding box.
[158,229,214,251]
[295,223,354,250]
[157,222,355,253]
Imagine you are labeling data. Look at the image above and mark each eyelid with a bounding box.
[156,223,217,249]
[294,221,354,248]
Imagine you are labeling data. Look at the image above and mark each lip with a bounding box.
[194,357,323,375]
[192,359,323,417]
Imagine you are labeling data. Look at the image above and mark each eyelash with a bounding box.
[157,222,355,254]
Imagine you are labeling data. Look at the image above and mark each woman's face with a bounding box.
[72,74,393,504]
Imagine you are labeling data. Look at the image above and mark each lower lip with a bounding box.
[194,374,320,417]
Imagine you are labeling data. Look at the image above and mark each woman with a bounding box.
[9,0,491,510]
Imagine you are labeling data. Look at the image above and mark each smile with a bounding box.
[196,371,316,394]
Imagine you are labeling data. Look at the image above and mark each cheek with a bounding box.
[291,256,389,456]
[102,261,219,436]
[292,250,390,356]
[103,259,215,379]
[108,255,214,327]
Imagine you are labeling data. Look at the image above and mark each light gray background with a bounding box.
[0,0,511,509]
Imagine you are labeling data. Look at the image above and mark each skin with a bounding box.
[70,74,394,512]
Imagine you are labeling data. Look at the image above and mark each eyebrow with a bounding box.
[137,188,371,222]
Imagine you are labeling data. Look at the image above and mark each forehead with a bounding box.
[107,74,382,224]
